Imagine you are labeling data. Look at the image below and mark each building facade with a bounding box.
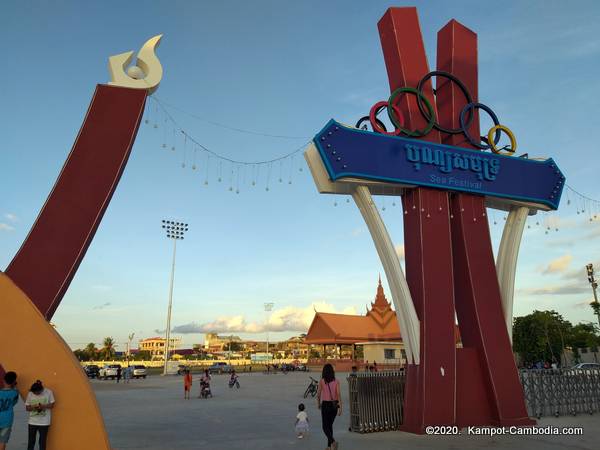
[138,336,182,358]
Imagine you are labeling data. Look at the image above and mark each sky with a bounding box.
[1,0,600,351]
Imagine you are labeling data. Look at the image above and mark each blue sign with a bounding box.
[314,120,565,210]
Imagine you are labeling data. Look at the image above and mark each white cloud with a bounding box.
[350,227,365,237]
[540,254,573,274]
[395,244,405,260]
[0,223,14,232]
[4,213,17,222]
[172,301,358,334]
[518,284,588,296]
[92,302,112,310]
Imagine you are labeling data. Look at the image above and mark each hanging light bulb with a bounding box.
[279,178,282,183]
[567,200,571,205]
[153,123,158,129]
[218,177,222,182]
[229,186,233,191]
[236,189,240,194]
[204,181,208,186]
[252,181,256,186]
[171,146,175,152]
[181,162,185,168]
[192,164,196,170]
[162,143,166,149]
[144,119,149,124]
[334,201,338,207]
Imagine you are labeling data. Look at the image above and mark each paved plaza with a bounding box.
[6,371,600,450]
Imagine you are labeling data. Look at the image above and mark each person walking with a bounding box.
[317,363,341,450]
[25,380,55,450]
[0,371,19,450]
[116,366,122,383]
[295,403,309,439]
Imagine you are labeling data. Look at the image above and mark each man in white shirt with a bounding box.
[25,381,55,450]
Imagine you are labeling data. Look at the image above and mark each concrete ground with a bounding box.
[8,371,600,450]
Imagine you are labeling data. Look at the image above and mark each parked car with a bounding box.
[571,363,600,371]
[208,362,234,374]
[99,364,122,380]
[131,365,147,379]
[84,364,100,378]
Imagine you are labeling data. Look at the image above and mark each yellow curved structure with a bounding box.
[0,272,111,450]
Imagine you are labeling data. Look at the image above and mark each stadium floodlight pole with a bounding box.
[264,302,274,363]
[586,264,600,328]
[161,219,189,375]
[127,333,135,367]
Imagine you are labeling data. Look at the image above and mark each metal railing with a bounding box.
[347,368,600,433]
[347,371,405,433]
[519,368,600,418]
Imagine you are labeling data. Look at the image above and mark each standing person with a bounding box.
[25,380,55,450]
[295,403,309,439]
[183,370,192,400]
[317,363,341,450]
[116,366,122,383]
[364,360,369,372]
[0,371,19,450]
[373,361,378,372]
[123,366,130,384]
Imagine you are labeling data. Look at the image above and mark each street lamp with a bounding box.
[127,333,135,368]
[264,302,274,363]
[586,264,600,328]
[161,219,189,375]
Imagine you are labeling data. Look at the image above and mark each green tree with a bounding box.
[84,342,98,360]
[133,350,152,361]
[513,310,572,367]
[567,323,600,363]
[100,337,116,360]
[228,341,244,352]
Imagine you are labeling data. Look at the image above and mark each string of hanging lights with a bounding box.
[141,96,600,235]
[142,97,309,193]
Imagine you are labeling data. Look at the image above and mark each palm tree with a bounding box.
[85,342,98,361]
[101,337,116,360]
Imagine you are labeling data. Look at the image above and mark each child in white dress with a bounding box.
[295,403,309,439]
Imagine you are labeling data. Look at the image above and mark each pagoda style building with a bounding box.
[305,276,407,368]
[306,276,401,345]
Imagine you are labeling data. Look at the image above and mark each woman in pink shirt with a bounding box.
[316,363,342,450]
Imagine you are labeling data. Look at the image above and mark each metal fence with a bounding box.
[347,371,405,433]
[519,368,600,418]
[347,368,600,433]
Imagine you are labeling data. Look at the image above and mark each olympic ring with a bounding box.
[356,73,518,155]
[369,101,404,135]
[416,71,473,135]
[355,115,386,132]
[488,124,517,155]
[459,102,501,150]
[388,87,436,137]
